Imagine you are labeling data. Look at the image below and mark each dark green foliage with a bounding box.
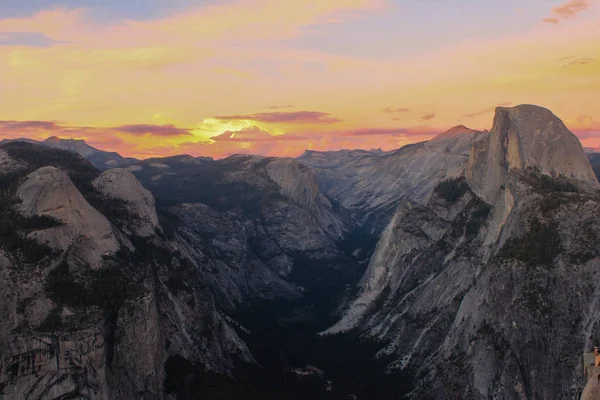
[165,355,331,400]
[19,215,63,231]
[0,168,60,263]
[522,169,579,194]
[155,199,182,240]
[44,261,146,313]
[36,306,63,332]
[1,141,101,196]
[229,259,412,399]
[16,297,34,314]
[434,177,469,204]
[475,321,510,358]
[165,276,188,295]
[131,157,288,216]
[465,201,492,236]
[0,211,59,264]
[165,334,414,400]
[499,217,561,267]
[538,192,590,215]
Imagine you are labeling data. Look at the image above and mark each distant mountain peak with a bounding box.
[44,136,87,145]
[467,103,599,201]
[44,136,61,143]
[438,124,480,138]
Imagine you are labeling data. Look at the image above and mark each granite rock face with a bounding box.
[131,153,356,310]
[467,104,599,202]
[0,136,138,169]
[16,166,120,268]
[299,125,483,233]
[93,168,160,237]
[327,105,600,399]
[0,143,252,399]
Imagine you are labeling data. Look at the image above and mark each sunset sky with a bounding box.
[0,0,599,159]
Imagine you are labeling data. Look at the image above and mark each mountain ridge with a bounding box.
[324,104,600,398]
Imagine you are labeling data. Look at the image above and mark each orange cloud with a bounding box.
[421,113,436,121]
[382,107,410,114]
[0,0,599,158]
[268,105,295,110]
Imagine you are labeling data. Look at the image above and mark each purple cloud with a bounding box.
[0,120,61,130]
[114,124,191,137]
[215,111,341,124]
[0,32,67,47]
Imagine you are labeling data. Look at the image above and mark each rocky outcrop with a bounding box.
[1,137,137,169]
[299,126,483,233]
[93,168,159,237]
[327,104,600,398]
[0,144,254,399]
[16,166,120,268]
[0,149,26,175]
[468,105,599,202]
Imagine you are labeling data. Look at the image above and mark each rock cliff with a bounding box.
[16,166,120,268]
[0,142,252,399]
[299,125,482,233]
[92,168,159,237]
[327,105,600,398]
[467,104,599,202]
[129,153,356,310]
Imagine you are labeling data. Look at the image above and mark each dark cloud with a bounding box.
[421,113,436,121]
[339,127,437,137]
[542,0,589,24]
[215,111,341,124]
[563,57,595,67]
[0,32,67,47]
[114,124,191,137]
[382,107,410,114]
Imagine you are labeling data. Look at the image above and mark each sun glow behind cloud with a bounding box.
[0,0,598,158]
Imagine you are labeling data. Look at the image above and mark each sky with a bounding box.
[0,0,598,159]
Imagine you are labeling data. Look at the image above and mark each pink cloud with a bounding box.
[542,17,560,24]
[542,0,590,24]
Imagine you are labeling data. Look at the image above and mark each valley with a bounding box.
[1,105,600,399]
